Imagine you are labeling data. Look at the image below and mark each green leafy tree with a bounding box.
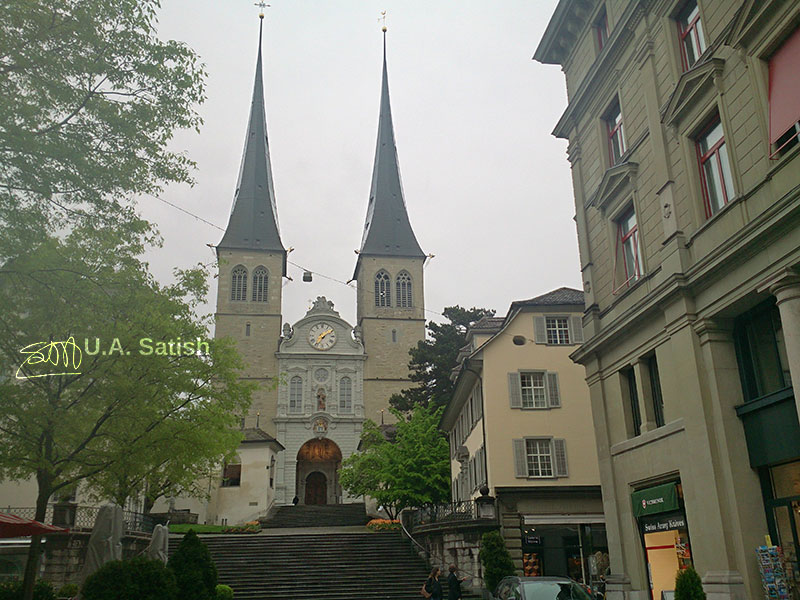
[390,306,495,411]
[0,0,206,262]
[340,406,450,518]
[0,225,252,600]
[82,557,178,600]
[675,567,706,600]
[479,530,516,593]
[168,531,217,600]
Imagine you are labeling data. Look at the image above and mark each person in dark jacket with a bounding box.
[447,564,466,600]
[424,566,443,600]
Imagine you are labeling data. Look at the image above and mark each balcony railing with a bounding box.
[406,500,485,529]
[2,505,156,534]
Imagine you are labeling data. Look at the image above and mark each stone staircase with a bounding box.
[259,502,369,528]
[169,531,436,600]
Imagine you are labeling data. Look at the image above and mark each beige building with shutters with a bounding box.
[441,288,608,587]
[535,1,800,600]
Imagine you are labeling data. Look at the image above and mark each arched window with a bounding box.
[231,265,248,301]
[339,377,352,413]
[374,270,391,307]
[252,266,268,302]
[289,376,303,414]
[396,271,412,308]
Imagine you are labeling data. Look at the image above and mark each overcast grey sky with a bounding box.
[142,0,574,329]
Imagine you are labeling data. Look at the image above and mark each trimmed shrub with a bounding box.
[0,579,56,600]
[215,584,234,600]
[57,583,79,598]
[81,557,177,600]
[675,567,706,600]
[479,530,515,594]
[167,530,217,600]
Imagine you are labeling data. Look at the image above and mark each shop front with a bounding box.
[631,482,693,600]
[521,516,608,590]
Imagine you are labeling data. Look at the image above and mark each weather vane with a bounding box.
[255,1,270,18]
[379,10,387,32]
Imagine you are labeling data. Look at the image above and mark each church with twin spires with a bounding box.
[198,20,426,525]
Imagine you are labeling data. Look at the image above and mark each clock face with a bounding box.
[308,322,337,350]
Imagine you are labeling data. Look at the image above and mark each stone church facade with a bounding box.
[191,25,427,525]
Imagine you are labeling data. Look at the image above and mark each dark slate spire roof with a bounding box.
[356,33,424,268]
[219,18,285,259]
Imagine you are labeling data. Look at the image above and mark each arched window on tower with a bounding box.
[289,376,303,414]
[339,377,352,413]
[231,265,248,301]
[396,271,412,308]
[375,270,391,307]
[252,266,268,302]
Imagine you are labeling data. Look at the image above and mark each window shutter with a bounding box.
[553,439,568,477]
[534,316,547,344]
[508,373,522,408]
[513,439,527,478]
[570,316,584,343]
[547,372,561,408]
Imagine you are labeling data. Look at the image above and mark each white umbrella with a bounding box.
[78,504,123,595]
[146,524,169,564]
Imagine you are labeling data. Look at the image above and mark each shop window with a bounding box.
[605,100,627,166]
[696,116,734,218]
[734,300,791,402]
[622,367,642,436]
[769,27,800,158]
[677,0,706,70]
[221,461,241,487]
[613,206,641,292]
[648,356,665,428]
[595,6,609,52]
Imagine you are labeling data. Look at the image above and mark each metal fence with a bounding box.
[2,505,156,535]
[407,500,479,529]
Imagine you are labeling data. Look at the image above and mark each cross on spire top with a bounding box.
[255,1,269,19]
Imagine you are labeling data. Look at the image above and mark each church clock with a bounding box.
[308,323,337,350]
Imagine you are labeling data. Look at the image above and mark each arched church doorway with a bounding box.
[305,472,327,505]
[296,438,342,505]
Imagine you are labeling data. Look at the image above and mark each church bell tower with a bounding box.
[354,31,426,421]
[215,15,285,435]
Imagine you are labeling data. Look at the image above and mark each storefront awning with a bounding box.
[631,483,679,518]
[523,514,605,525]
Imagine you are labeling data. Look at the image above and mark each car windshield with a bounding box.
[521,582,592,600]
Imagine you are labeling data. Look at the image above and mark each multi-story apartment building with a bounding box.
[441,289,608,587]
[535,2,800,599]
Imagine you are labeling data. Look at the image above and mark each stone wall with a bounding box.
[42,531,151,590]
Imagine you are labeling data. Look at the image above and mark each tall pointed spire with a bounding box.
[219,16,285,260]
[356,31,424,271]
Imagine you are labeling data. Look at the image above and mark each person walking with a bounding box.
[447,564,466,600]
[422,566,443,600]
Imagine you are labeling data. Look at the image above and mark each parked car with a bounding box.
[492,576,595,600]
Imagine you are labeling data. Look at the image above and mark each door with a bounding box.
[305,471,327,505]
